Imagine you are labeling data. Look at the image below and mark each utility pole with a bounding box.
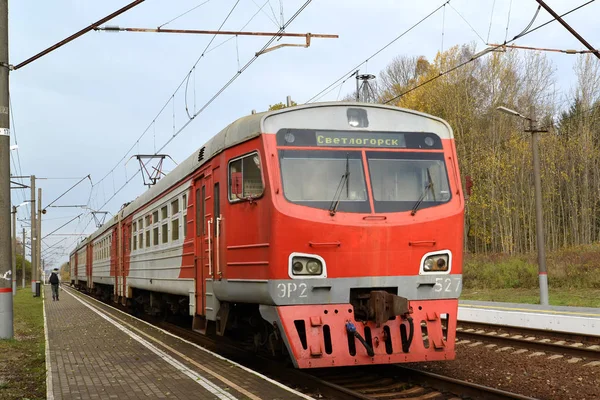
[0,0,12,339]
[527,116,549,305]
[35,188,41,296]
[497,106,549,305]
[21,228,25,288]
[30,176,36,294]
[11,206,16,295]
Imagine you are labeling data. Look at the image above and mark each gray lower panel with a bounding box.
[212,275,462,306]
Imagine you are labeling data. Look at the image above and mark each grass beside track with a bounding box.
[0,287,46,400]
[461,288,600,308]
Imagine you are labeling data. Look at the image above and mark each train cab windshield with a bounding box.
[276,129,452,214]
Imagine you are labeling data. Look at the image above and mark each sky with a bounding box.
[8,0,600,268]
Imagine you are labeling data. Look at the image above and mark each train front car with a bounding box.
[260,103,464,368]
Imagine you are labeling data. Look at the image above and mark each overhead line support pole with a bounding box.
[11,206,16,295]
[526,116,550,305]
[21,228,25,288]
[35,188,41,297]
[0,0,12,339]
[30,176,36,294]
[535,0,600,59]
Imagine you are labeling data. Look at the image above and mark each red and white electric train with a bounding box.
[70,102,464,369]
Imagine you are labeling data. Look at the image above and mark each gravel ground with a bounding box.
[407,342,600,400]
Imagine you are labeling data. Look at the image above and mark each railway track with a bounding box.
[456,324,600,361]
[71,288,538,399]
[154,316,536,399]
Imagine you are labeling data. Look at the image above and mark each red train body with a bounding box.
[69,103,464,368]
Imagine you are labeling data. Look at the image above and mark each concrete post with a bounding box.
[530,118,549,305]
[22,228,25,288]
[11,206,16,295]
[30,176,36,293]
[35,188,41,296]
[0,0,13,339]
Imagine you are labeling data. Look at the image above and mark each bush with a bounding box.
[463,245,600,289]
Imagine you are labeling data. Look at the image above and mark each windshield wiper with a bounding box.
[329,153,350,216]
[411,168,435,216]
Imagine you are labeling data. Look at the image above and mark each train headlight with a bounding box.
[292,261,304,274]
[289,253,326,278]
[306,260,322,275]
[421,251,451,274]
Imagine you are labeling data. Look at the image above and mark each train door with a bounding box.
[213,166,223,281]
[194,174,207,315]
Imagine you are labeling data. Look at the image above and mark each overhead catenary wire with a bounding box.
[158,0,212,29]
[447,2,486,45]
[43,175,91,210]
[42,214,82,240]
[250,0,279,28]
[382,1,594,105]
[486,0,496,44]
[71,0,315,249]
[504,0,513,43]
[305,0,451,104]
[93,0,242,190]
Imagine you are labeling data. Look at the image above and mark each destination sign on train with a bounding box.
[315,131,407,148]
[276,129,443,149]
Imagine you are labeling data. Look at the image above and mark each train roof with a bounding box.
[72,102,453,253]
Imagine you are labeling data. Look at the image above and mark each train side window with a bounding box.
[172,218,180,241]
[228,152,264,202]
[162,223,168,243]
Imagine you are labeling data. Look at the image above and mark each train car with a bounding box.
[70,102,464,368]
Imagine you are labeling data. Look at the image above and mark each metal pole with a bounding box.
[0,0,13,339]
[21,228,25,288]
[30,176,36,293]
[11,206,16,295]
[36,188,41,296]
[530,117,549,305]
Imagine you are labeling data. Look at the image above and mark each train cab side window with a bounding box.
[228,152,264,201]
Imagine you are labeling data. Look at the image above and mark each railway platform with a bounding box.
[43,285,312,400]
[458,300,600,337]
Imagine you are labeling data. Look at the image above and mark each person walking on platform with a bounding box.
[49,268,60,301]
